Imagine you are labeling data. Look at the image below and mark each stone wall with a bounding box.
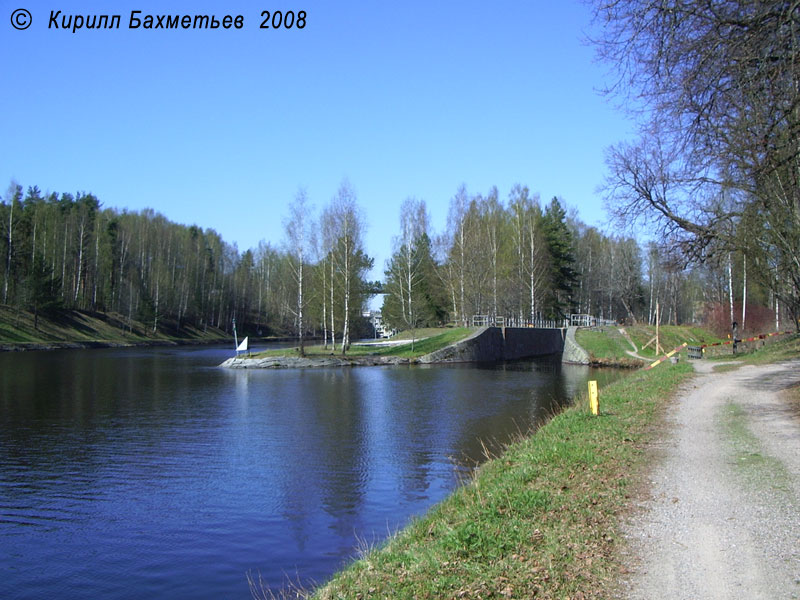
[419,326,570,363]
[562,326,591,365]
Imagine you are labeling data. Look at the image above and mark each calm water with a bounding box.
[0,344,621,599]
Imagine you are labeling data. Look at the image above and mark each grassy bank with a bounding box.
[251,327,474,360]
[576,324,724,365]
[731,332,800,364]
[706,332,800,371]
[0,304,231,349]
[275,361,695,600]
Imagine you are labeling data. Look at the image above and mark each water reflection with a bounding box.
[0,347,622,599]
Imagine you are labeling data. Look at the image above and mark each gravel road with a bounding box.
[619,358,800,599]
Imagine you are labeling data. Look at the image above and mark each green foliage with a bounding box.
[383,233,447,330]
[541,197,577,318]
[575,327,638,362]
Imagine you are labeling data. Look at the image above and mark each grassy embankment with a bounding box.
[250,327,474,360]
[0,304,230,349]
[708,331,800,371]
[286,332,799,600]
[576,324,725,366]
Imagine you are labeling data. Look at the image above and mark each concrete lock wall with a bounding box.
[502,327,565,360]
[420,327,579,364]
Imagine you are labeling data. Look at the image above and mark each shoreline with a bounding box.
[0,336,302,353]
[220,353,416,369]
[298,360,696,599]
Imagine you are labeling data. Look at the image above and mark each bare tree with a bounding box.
[2,182,21,304]
[592,0,800,327]
[508,185,548,323]
[447,184,470,325]
[284,188,313,356]
[384,197,430,345]
[479,187,504,320]
[326,181,367,354]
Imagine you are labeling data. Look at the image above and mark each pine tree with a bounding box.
[542,197,577,319]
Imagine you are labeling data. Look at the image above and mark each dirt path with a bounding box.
[617,327,650,363]
[618,358,800,599]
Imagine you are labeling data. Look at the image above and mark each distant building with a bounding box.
[362,310,395,338]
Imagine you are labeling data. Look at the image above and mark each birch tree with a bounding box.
[383,198,434,342]
[447,185,470,325]
[326,181,368,354]
[284,188,313,356]
[1,182,22,304]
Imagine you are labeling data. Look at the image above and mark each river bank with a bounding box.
[249,357,695,599]
[278,335,798,600]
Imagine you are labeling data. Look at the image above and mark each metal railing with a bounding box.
[458,314,615,329]
[568,314,618,327]
[471,315,568,329]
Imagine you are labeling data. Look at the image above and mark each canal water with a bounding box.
[0,345,622,599]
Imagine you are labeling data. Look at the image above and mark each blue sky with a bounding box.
[1,0,633,281]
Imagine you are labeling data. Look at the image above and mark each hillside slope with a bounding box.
[0,305,231,350]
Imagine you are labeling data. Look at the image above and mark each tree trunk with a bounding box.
[297,249,304,357]
[728,252,734,328]
[74,218,85,304]
[322,258,328,349]
[3,197,13,304]
[342,246,350,354]
[741,253,747,332]
[329,259,336,351]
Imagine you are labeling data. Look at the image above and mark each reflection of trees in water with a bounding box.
[269,368,371,551]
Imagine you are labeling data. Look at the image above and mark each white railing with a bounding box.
[568,314,617,327]
[471,315,568,329]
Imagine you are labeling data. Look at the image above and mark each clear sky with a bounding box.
[1,0,633,282]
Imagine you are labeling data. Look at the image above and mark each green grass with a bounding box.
[0,304,230,347]
[251,328,475,360]
[575,327,638,362]
[719,402,791,494]
[624,325,723,358]
[575,325,724,365]
[386,327,463,342]
[712,363,743,373]
[281,362,696,600]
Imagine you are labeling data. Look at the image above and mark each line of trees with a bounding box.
[0,180,381,347]
[2,176,793,344]
[378,184,790,335]
[381,187,578,329]
[0,182,265,333]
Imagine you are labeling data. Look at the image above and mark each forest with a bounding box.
[0,176,789,351]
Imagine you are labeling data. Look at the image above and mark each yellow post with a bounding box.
[588,380,599,415]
